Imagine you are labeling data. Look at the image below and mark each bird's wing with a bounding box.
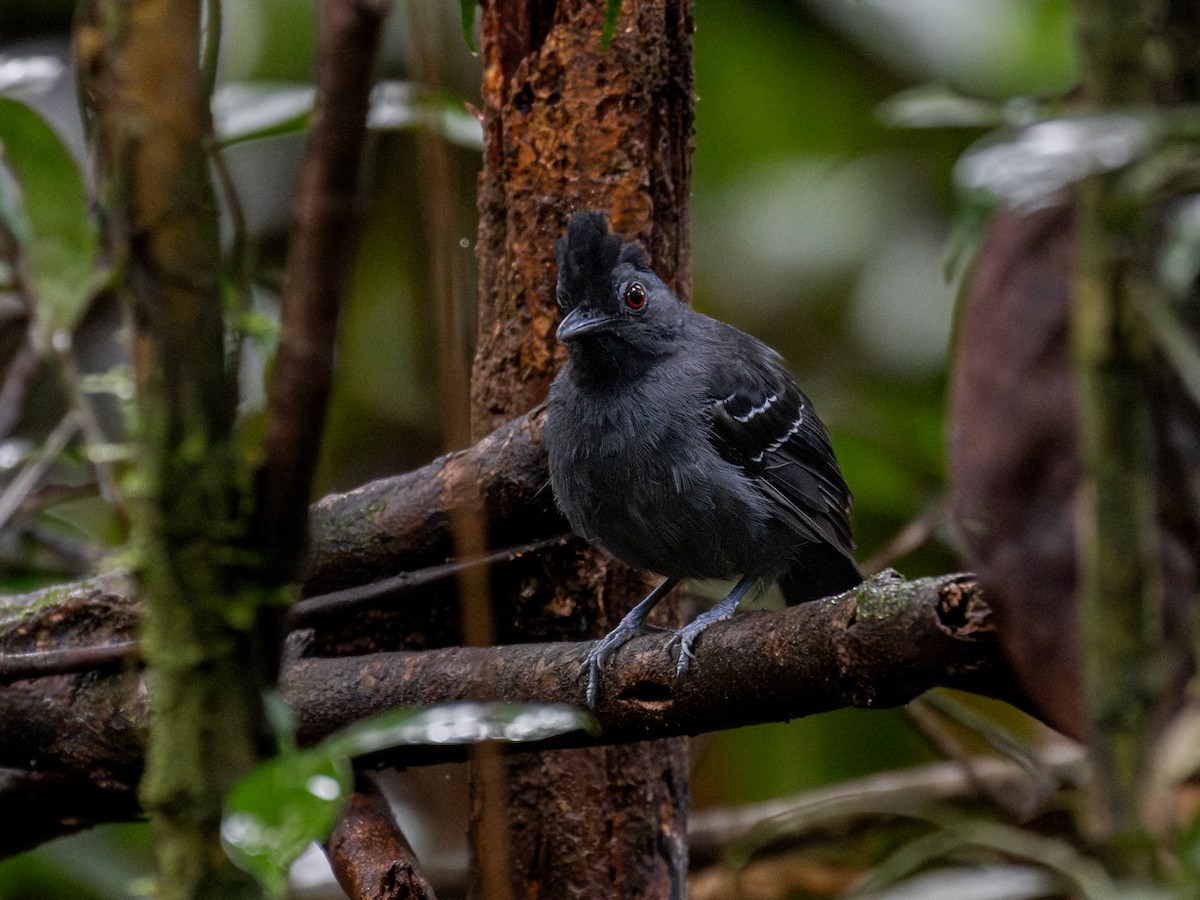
[705,329,856,558]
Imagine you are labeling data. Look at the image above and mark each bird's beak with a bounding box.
[557,306,618,342]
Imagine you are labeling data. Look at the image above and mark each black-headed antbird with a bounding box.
[544,211,861,706]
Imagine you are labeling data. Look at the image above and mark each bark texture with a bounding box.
[472,1,694,432]
[326,779,438,900]
[469,0,695,896]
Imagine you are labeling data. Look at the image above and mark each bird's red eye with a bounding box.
[624,282,646,310]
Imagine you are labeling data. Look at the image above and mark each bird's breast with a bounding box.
[546,376,764,579]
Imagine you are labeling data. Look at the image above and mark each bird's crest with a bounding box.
[555,211,623,311]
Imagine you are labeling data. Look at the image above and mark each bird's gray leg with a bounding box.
[583,576,679,707]
[669,574,756,676]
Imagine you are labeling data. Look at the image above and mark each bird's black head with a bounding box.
[554,211,684,363]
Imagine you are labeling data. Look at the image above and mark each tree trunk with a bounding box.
[469,0,694,896]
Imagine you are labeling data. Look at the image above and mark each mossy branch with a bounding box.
[89,0,265,894]
[1071,0,1170,846]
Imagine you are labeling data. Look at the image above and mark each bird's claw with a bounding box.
[584,615,721,704]
[581,623,662,707]
[586,622,703,707]
[581,637,620,709]
[667,596,744,677]
[667,626,702,677]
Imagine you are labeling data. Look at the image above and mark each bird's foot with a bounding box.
[667,605,738,677]
[580,577,679,707]
[581,618,665,707]
[667,574,757,677]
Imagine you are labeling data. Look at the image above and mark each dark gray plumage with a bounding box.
[544,211,861,705]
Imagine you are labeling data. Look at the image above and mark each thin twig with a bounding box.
[1132,287,1200,409]
[0,220,40,442]
[52,344,123,510]
[0,338,41,440]
[861,499,947,576]
[905,697,1034,820]
[210,147,252,377]
[0,412,79,532]
[22,519,103,575]
[287,535,568,625]
[256,0,390,578]
[0,640,137,683]
[200,0,221,99]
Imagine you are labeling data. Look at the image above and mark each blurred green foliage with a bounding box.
[0,0,1077,894]
[688,0,1074,821]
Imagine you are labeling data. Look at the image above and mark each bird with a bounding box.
[543,210,861,706]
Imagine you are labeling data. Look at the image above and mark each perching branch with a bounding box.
[0,572,1007,790]
[302,406,564,596]
[0,409,564,678]
[285,572,1006,752]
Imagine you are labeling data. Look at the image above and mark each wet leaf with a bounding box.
[954,112,1159,210]
[460,0,478,53]
[214,81,484,150]
[212,83,315,147]
[367,82,484,150]
[878,83,1011,129]
[222,702,594,892]
[222,747,350,897]
[0,97,102,338]
[324,701,597,759]
[0,55,65,97]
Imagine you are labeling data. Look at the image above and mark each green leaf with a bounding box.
[954,112,1159,210]
[877,83,1009,129]
[1179,805,1200,879]
[212,83,315,147]
[367,82,484,150]
[222,702,594,892]
[221,747,350,898]
[215,81,485,151]
[460,0,478,54]
[0,97,102,338]
[601,0,624,50]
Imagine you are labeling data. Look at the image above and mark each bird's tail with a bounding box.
[778,543,864,605]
